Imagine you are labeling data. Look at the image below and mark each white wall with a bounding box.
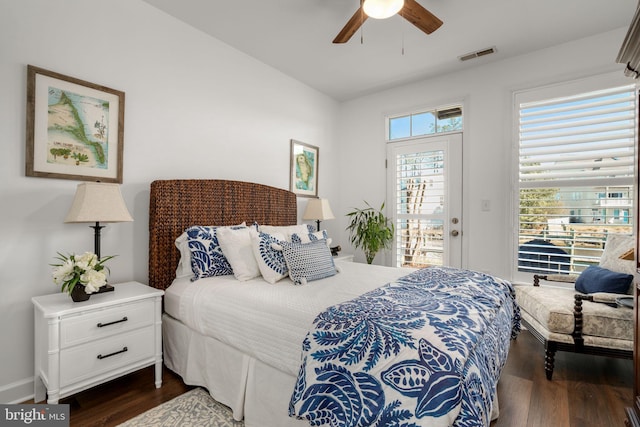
[0,0,631,404]
[0,0,340,403]
[335,28,629,270]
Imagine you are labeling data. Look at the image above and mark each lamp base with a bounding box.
[96,284,114,294]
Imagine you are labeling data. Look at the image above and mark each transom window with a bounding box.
[387,106,463,141]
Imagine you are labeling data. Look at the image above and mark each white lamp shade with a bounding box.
[363,0,404,19]
[303,198,335,221]
[65,182,133,223]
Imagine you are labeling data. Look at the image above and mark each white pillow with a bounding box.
[174,231,192,279]
[216,226,260,281]
[250,229,288,284]
[258,224,312,241]
[599,233,639,292]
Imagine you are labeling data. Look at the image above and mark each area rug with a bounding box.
[118,388,244,427]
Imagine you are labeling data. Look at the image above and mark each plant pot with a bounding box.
[70,285,90,302]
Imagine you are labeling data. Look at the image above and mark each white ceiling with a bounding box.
[143,0,636,101]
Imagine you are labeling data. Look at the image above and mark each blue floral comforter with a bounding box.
[289,267,521,427]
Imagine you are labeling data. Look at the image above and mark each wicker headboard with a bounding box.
[148,179,297,290]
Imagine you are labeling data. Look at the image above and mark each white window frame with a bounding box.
[385,101,466,269]
[511,72,638,285]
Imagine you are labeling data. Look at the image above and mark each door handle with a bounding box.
[451,230,459,237]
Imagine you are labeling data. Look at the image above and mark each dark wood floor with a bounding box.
[53,367,192,427]
[491,329,633,427]
[49,329,632,427]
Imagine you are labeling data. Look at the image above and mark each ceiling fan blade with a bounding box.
[398,0,443,35]
[333,6,368,43]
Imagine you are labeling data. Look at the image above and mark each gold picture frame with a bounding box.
[26,65,125,183]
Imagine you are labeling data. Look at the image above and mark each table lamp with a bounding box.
[64,182,133,260]
[303,198,335,231]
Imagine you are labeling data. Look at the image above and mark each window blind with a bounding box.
[519,85,636,188]
[394,150,445,268]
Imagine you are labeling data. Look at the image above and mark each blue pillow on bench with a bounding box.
[575,265,633,294]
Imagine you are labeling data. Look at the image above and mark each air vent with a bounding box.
[458,46,496,62]
[437,107,462,120]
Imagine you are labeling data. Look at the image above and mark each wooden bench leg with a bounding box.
[545,342,556,380]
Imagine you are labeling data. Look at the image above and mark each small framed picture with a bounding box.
[290,139,318,197]
[26,65,125,183]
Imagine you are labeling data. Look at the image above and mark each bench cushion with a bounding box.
[515,285,633,341]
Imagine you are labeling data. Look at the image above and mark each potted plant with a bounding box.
[346,201,394,264]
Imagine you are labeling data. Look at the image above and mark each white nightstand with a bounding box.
[32,281,164,404]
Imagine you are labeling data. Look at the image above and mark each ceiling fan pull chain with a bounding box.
[361,6,365,44]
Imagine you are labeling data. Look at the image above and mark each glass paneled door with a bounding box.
[387,134,463,268]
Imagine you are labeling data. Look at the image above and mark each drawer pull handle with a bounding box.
[97,316,128,328]
[97,347,128,360]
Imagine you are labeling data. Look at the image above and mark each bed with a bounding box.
[148,179,520,427]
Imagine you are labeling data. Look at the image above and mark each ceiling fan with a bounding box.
[333,0,443,44]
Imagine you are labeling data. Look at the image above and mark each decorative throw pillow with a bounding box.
[174,231,193,279]
[217,227,261,281]
[598,233,639,293]
[186,224,245,281]
[575,265,634,295]
[278,238,337,285]
[258,224,314,241]
[250,229,288,284]
[291,229,332,247]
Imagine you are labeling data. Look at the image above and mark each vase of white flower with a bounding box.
[70,281,90,302]
[51,252,115,302]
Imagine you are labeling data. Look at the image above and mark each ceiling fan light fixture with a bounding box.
[363,0,404,19]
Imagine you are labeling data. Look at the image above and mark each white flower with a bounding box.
[81,269,106,294]
[75,252,98,271]
[81,269,106,293]
[52,260,75,285]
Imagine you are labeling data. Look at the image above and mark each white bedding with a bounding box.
[164,259,413,376]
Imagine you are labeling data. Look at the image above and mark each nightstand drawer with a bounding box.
[60,299,154,348]
[59,326,155,386]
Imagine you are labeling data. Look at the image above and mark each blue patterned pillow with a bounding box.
[279,238,337,285]
[186,225,245,281]
[250,230,288,284]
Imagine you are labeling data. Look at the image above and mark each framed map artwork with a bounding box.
[290,139,318,197]
[26,65,125,183]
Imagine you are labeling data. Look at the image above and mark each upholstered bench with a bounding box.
[515,233,636,380]
[516,281,633,379]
